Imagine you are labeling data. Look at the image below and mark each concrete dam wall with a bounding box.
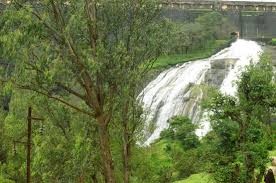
[163,8,276,39]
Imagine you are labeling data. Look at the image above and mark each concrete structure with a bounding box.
[162,0,276,12]
[162,0,276,39]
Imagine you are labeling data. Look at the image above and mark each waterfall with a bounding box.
[139,39,263,145]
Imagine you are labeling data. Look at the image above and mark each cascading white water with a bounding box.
[139,39,263,145]
[219,40,262,95]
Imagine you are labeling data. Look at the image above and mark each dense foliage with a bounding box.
[167,12,235,55]
[0,0,167,182]
[205,55,276,183]
[0,0,274,183]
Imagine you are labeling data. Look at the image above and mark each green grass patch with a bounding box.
[269,150,276,157]
[174,173,214,183]
[153,40,228,69]
[271,38,276,46]
[149,139,171,161]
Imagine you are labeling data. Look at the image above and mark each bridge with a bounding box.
[162,0,276,12]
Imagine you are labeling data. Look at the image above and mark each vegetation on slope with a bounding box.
[178,145,276,183]
[152,11,235,69]
[174,173,214,183]
[153,40,228,69]
[270,38,276,46]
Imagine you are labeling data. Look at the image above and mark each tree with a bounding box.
[159,116,202,180]
[160,116,199,150]
[0,0,167,182]
[196,12,235,40]
[0,89,102,182]
[167,12,235,55]
[206,54,276,183]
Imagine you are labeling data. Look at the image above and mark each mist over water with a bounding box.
[139,39,262,145]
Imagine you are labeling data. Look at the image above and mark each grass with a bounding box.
[152,40,228,69]
[269,150,276,157]
[271,38,276,46]
[174,173,214,183]
[149,140,171,161]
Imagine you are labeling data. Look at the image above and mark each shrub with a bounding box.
[271,38,276,45]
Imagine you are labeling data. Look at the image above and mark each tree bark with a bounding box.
[245,153,255,183]
[91,173,98,183]
[122,100,131,183]
[255,166,265,183]
[27,107,32,183]
[97,119,116,183]
[78,174,84,183]
[123,120,131,183]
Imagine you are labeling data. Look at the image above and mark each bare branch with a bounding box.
[18,84,94,116]
[55,81,86,101]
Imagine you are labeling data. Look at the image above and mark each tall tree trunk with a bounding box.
[245,153,255,183]
[91,173,98,183]
[123,120,131,183]
[255,165,265,183]
[97,119,116,183]
[78,174,84,183]
[122,100,131,183]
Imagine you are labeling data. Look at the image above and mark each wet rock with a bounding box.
[182,82,195,94]
[210,58,237,70]
[205,69,227,87]
[182,96,190,102]
[205,58,238,87]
